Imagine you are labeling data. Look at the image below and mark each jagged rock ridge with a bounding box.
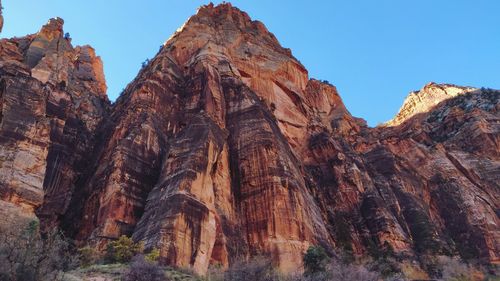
[0,3,498,275]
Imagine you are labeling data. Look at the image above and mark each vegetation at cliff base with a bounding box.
[105,235,144,264]
[0,222,497,281]
[0,219,76,281]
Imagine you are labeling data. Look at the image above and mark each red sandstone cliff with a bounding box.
[0,3,498,275]
[0,17,109,229]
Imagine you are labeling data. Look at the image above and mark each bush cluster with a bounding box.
[105,235,144,264]
[1,223,492,281]
[123,255,166,281]
[223,256,278,281]
[0,220,77,281]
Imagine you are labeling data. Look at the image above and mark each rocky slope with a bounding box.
[0,3,498,275]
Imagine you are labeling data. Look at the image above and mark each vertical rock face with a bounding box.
[0,3,498,275]
[0,18,110,229]
[65,4,337,274]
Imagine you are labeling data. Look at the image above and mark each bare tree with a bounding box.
[123,255,167,281]
[326,260,379,281]
[223,256,278,281]
[439,256,473,281]
[0,219,77,281]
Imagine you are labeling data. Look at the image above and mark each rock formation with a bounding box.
[386,82,477,126]
[0,17,109,230]
[0,3,498,275]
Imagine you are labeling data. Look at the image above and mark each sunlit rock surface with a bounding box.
[0,3,498,275]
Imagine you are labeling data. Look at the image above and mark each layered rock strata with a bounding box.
[0,18,109,230]
[0,3,498,275]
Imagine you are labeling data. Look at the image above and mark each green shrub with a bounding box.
[369,256,401,278]
[145,248,161,263]
[105,235,144,263]
[303,246,329,275]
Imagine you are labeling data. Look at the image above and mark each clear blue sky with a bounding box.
[2,1,499,125]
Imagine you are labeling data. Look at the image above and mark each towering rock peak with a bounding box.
[25,17,68,69]
[164,2,301,71]
[191,2,280,46]
[194,2,253,26]
[66,4,340,274]
[172,3,279,43]
[0,16,109,232]
[154,2,329,153]
[39,17,65,39]
[73,45,108,95]
[387,82,477,126]
[0,16,108,98]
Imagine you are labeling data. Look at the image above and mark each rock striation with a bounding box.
[0,17,109,230]
[0,3,498,275]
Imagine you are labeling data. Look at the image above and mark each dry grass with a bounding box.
[400,261,429,280]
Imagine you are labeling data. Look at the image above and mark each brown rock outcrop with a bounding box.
[0,3,498,275]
